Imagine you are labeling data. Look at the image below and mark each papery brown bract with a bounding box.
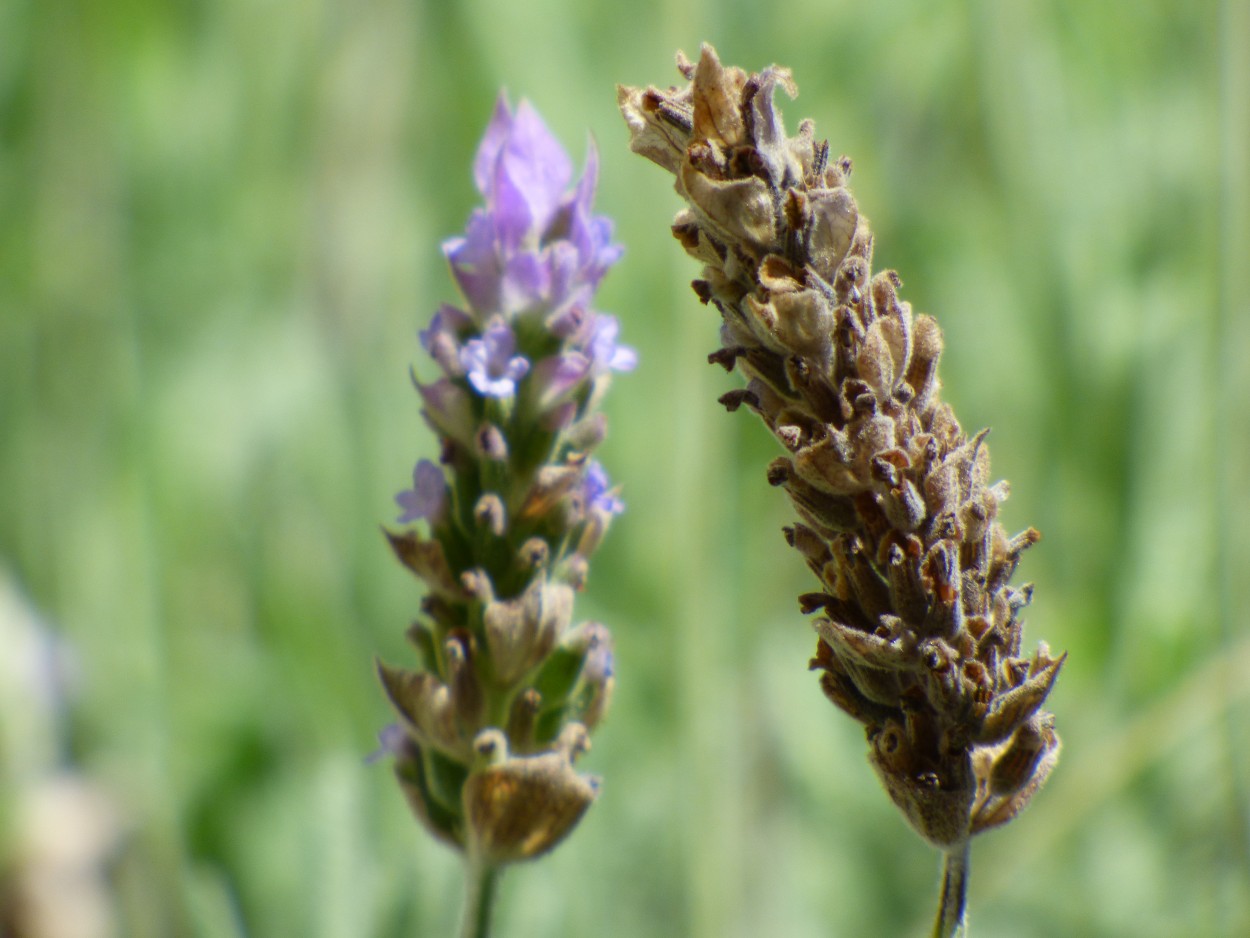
[620,44,1062,849]
[463,727,598,866]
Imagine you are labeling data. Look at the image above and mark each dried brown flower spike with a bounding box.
[620,44,1063,934]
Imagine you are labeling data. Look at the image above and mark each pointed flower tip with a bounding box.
[490,99,574,235]
[569,133,601,214]
[513,99,572,173]
[472,93,516,197]
[452,90,623,320]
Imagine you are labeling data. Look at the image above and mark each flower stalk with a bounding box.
[379,95,634,932]
[933,841,970,938]
[620,44,1063,929]
[460,858,500,938]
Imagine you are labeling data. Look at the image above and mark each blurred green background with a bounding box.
[3,0,1248,935]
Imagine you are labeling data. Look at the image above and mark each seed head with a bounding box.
[621,44,1062,847]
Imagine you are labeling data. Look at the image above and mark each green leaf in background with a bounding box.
[1,1,1246,936]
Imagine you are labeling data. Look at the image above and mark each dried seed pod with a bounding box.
[621,43,1063,852]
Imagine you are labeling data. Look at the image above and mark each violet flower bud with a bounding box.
[415,377,476,449]
[420,303,473,377]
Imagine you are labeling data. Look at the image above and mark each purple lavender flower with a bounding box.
[443,210,503,315]
[545,303,587,341]
[419,304,470,351]
[530,351,591,413]
[444,95,623,321]
[584,314,638,374]
[475,97,572,248]
[460,321,530,398]
[583,461,625,516]
[395,458,447,524]
[419,304,472,376]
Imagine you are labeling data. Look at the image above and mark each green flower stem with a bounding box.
[459,859,500,938]
[932,841,971,938]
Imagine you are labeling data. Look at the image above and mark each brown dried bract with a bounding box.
[621,44,1063,848]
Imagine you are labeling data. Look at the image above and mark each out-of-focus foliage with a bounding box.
[2,1,1246,936]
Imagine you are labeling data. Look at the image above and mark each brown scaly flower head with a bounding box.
[619,45,1063,849]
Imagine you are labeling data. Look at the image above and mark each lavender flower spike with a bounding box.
[378,93,631,931]
[622,46,1063,936]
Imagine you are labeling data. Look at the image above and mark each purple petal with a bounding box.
[570,136,600,221]
[503,102,573,227]
[446,97,622,324]
[395,459,447,524]
[542,243,586,317]
[584,461,625,516]
[483,101,573,252]
[367,724,412,764]
[560,141,622,283]
[490,164,538,252]
[466,363,528,398]
[444,212,502,314]
[586,314,638,373]
[460,322,531,398]
[419,304,473,376]
[420,304,472,351]
[588,217,624,276]
[499,251,550,314]
[473,94,515,197]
